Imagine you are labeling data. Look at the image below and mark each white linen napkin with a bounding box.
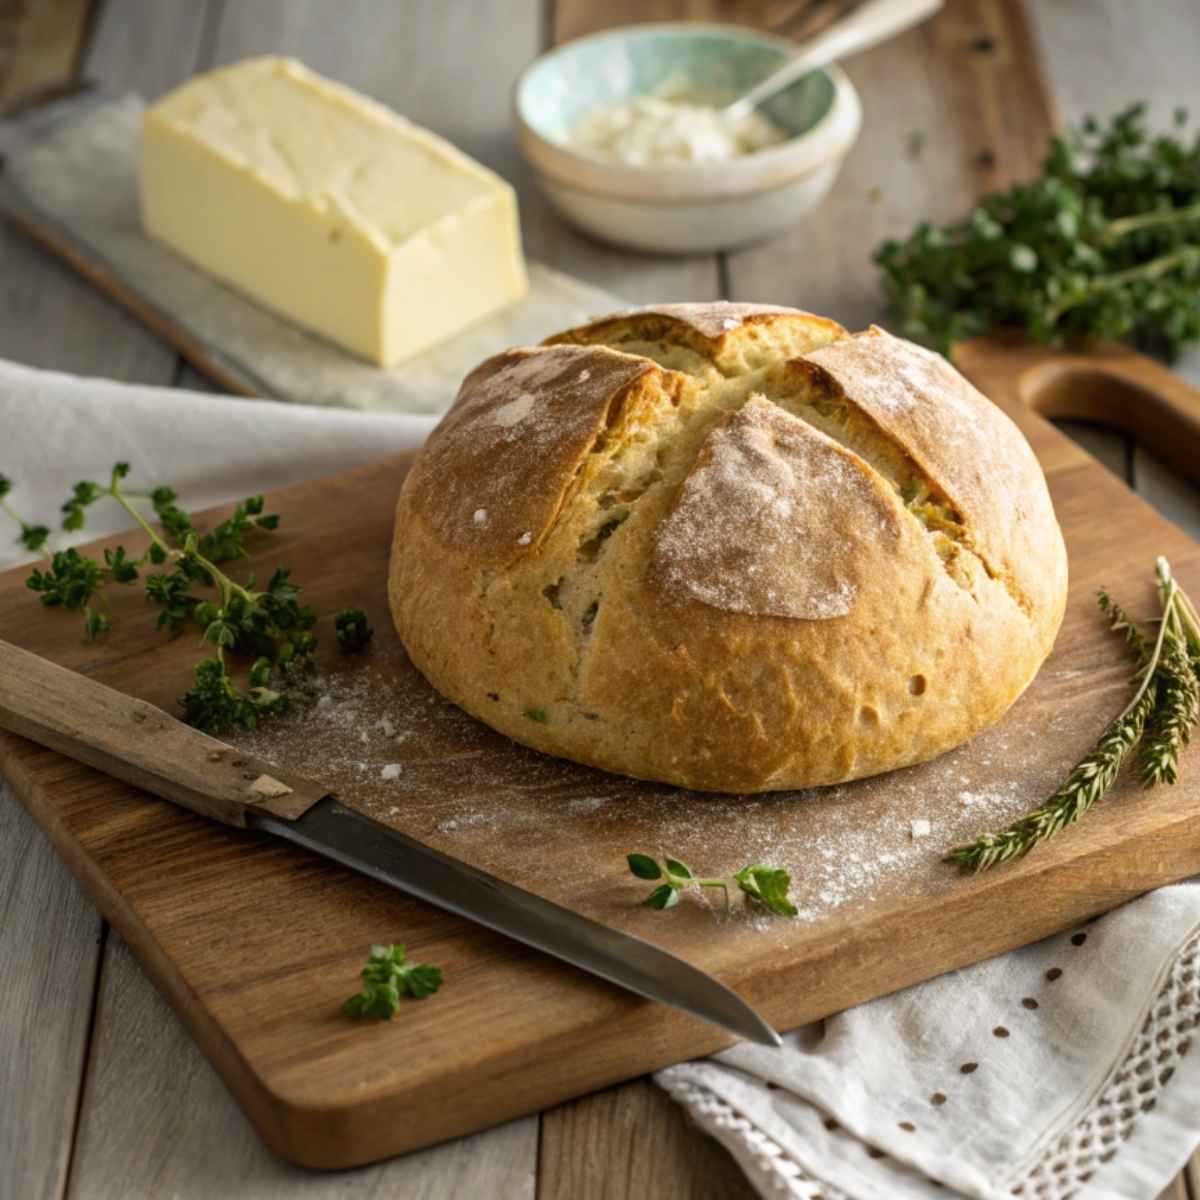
[2,358,1198,1198]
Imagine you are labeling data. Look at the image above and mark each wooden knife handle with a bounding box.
[954,332,1200,485]
[0,638,326,827]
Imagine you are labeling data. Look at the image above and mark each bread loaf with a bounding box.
[389,303,1068,793]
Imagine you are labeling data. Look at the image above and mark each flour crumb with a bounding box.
[517,530,532,545]
[910,819,932,839]
[381,763,402,781]
[473,508,488,526]
[722,317,741,330]
[578,369,591,382]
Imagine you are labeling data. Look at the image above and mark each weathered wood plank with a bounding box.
[0,790,102,1200]
[83,0,214,101]
[724,0,1054,328]
[539,1079,754,1200]
[0,0,93,106]
[555,0,766,44]
[0,0,210,379]
[65,933,536,1200]
[1026,0,1200,135]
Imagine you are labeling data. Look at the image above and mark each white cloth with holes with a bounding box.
[2,359,1199,1200]
[658,883,1200,1199]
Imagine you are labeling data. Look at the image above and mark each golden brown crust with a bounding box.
[399,344,658,564]
[390,303,1068,793]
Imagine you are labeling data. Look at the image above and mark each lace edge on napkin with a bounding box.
[659,928,1200,1200]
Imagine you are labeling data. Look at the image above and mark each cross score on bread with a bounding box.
[390,304,1067,793]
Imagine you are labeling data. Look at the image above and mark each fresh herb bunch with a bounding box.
[627,853,798,917]
[3,464,374,734]
[875,105,1200,358]
[342,944,443,1019]
[949,557,1200,871]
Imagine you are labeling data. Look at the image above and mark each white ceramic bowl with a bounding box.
[513,23,862,255]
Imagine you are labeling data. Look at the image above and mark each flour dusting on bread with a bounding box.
[654,400,896,620]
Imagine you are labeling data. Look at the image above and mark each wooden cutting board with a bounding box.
[3,339,1200,1169]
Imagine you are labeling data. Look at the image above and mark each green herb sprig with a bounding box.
[342,944,443,1019]
[627,854,798,917]
[0,475,50,553]
[3,464,374,734]
[875,105,1200,359]
[949,557,1200,871]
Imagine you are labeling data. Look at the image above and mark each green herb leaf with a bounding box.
[83,607,111,641]
[524,707,549,724]
[18,524,49,552]
[335,608,374,653]
[1,465,369,737]
[627,853,662,880]
[628,853,797,918]
[875,104,1200,360]
[734,865,799,917]
[644,883,679,910]
[343,944,443,1019]
[664,857,693,880]
[950,557,1200,869]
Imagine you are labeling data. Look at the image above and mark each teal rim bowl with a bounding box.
[513,23,861,202]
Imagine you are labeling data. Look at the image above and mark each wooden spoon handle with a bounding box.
[0,638,325,827]
[953,332,1200,484]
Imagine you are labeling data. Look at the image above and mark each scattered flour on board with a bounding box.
[231,645,1080,933]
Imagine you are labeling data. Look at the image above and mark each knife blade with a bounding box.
[0,638,780,1047]
[253,798,780,1046]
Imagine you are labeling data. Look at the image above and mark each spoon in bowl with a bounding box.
[720,0,943,124]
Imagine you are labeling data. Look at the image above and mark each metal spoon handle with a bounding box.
[722,0,942,123]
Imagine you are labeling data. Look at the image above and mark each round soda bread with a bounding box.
[389,303,1068,793]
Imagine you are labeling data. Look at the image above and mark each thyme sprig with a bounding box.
[950,558,1200,871]
[3,464,373,734]
[876,105,1200,359]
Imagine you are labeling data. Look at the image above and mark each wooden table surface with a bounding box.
[1,1,1199,1197]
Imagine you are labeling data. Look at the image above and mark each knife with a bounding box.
[0,639,780,1047]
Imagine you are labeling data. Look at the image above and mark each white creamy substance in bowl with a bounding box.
[569,79,790,165]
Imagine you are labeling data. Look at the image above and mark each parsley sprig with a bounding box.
[342,944,443,1019]
[876,105,1200,358]
[3,464,373,734]
[949,557,1200,870]
[627,854,798,917]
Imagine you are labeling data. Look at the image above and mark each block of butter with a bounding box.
[141,57,529,367]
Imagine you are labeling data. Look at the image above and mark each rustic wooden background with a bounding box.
[1,0,1198,1196]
